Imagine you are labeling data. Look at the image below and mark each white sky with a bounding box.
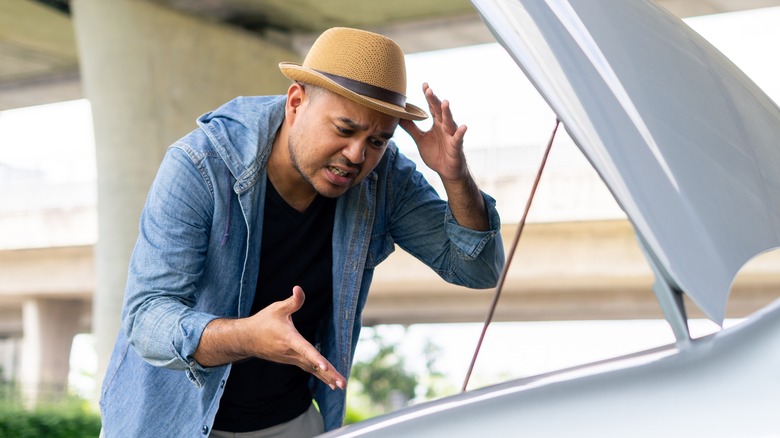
[2,5,778,398]
[0,99,95,183]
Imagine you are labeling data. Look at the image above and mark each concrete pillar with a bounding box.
[19,299,83,405]
[70,0,300,393]
[0,336,22,383]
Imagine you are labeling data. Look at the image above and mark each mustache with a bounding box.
[333,157,361,172]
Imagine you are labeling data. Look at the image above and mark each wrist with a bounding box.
[194,317,250,366]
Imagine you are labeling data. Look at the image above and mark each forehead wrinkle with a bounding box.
[337,116,396,140]
[337,116,368,132]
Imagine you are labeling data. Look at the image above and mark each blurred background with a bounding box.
[1,0,780,432]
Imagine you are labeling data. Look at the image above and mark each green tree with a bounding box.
[418,338,448,400]
[347,325,453,423]
[350,330,417,414]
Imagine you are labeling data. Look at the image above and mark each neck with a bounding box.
[267,120,317,212]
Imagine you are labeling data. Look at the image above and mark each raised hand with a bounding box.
[399,83,469,182]
[399,83,489,231]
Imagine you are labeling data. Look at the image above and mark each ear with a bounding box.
[285,83,306,122]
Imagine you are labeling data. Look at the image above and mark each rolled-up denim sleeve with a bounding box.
[443,193,502,260]
[122,146,220,386]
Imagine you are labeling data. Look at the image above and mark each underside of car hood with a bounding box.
[472,0,780,330]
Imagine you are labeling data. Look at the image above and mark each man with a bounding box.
[100,27,504,437]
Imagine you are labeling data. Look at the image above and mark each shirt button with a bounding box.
[220,379,226,388]
[202,425,209,435]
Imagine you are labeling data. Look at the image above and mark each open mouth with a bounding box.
[328,166,350,177]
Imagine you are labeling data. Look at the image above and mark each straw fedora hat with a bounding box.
[279,27,428,121]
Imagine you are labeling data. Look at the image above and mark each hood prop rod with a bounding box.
[462,118,560,392]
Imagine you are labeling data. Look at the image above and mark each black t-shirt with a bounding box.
[213,180,336,432]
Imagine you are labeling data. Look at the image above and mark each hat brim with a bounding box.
[279,62,428,121]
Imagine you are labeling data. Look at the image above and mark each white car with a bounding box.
[320,0,780,436]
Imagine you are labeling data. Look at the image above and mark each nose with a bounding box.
[341,139,366,164]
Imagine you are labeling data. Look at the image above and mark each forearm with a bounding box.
[442,172,489,231]
[193,317,252,367]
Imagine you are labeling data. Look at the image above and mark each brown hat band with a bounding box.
[315,70,407,108]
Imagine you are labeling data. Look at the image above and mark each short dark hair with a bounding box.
[296,81,325,102]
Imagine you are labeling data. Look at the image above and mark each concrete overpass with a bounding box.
[4,0,780,112]
[2,0,780,403]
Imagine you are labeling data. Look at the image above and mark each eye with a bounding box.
[368,137,387,148]
[335,125,353,136]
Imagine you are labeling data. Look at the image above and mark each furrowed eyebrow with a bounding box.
[337,117,394,140]
[337,117,367,131]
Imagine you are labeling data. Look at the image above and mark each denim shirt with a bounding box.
[99,95,504,437]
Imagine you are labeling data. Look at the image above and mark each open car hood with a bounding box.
[472,0,780,325]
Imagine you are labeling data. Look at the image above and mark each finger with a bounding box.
[424,84,443,121]
[298,346,346,390]
[399,119,423,141]
[311,359,347,391]
[453,124,468,146]
[281,317,346,390]
[440,100,459,132]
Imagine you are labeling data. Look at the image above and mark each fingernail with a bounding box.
[329,384,336,390]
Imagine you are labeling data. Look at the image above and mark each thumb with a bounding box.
[399,119,423,141]
[284,285,306,314]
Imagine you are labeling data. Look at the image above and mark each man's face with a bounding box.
[287,85,400,199]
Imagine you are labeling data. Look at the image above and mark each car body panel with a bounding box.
[321,300,780,437]
[474,0,780,325]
